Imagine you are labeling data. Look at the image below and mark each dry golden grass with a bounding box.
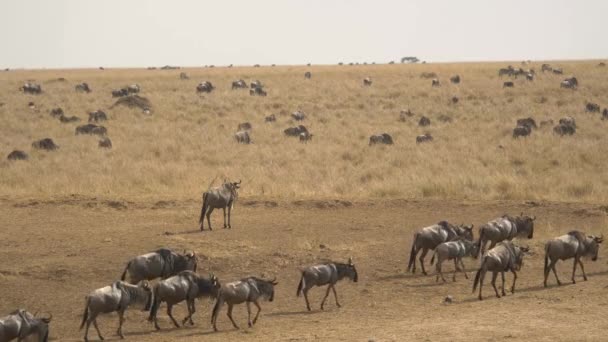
[1,61,607,202]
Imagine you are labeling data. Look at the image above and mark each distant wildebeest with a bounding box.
[554,120,576,136]
[552,68,563,75]
[418,116,431,127]
[98,138,112,149]
[431,79,440,87]
[296,258,358,311]
[75,82,91,93]
[7,150,28,161]
[59,114,80,123]
[599,62,606,67]
[49,107,64,118]
[284,125,308,137]
[196,81,214,93]
[235,131,251,144]
[211,276,278,331]
[399,109,414,121]
[602,109,608,120]
[264,114,276,122]
[586,102,600,113]
[237,122,252,131]
[179,72,189,80]
[363,77,372,86]
[127,84,140,94]
[543,231,603,287]
[231,79,247,89]
[368,133,393,146]
[512,125,531,138]
[299,131,313,143]
[560,77,578,89]
[503,81,514,88]
[198,180,241,231]
[450,75,460,84]
[254,64,260,67]
[541,64,552,72]
[304,71,312,79]
[249,87,267,96]
[291,110,305,121]
[111,88,128,97]
[498,68,512,77]
[472,241,529,300]
[407,221,474,275]
[76,124,107,136]
[430,238,478,282]
[416,133,433,144]
[32,138,58,151]
[525,73,534,81]
[250,80,263,89]
[89,110,107,123]
[80,281,152,341]
[0,309,52,342]
[516,117,537,130]
[20,82,42,94]
[148,271,220,330]
[477,213,535,257]
[121,248,198,284]
[558,116,576,128]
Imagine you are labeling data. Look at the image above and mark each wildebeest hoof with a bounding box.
[248,322,253,327]
[584,277,588,281]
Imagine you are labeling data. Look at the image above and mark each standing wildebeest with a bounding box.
[586,102,600,113]
[76,124,107,136]
[249,87,267,96]
[179,72,189,80]
[431,79,441,87]
[516,117,537,130]
[32,138,58,151]
[98,137,112,149]
[296,258,358,311]
[552,68,563,75]
[477,213,535,257]
[237,122,252,131]
[431,238,479,282]
[512,125,531,138]
[291,110,305,121]
[407,221,474,275]
[112,88,129,97]
[543,231,603,287]
[196,81,214,93]
[20,82,42,94]
[80,281,152,341]
[75,82,92,93]
[299,131,313,143]
[472,241,529,300]
[418,116,431,126]
[602,108,608,121]
[148,271,220,330]
[554,117,576,136]
[120,248,198,284]
[560,77,578,89]
[450,75,460,84]
[541,63,552,72]
[211,277,278,331]
[50,107,64,118]
[0,309,52,342]
[304,71,312,79]
[363,77,372,86]
[235,131,251,144]
[369,133,393,146]
[198,180,241,231]
[503,81,514,88]
[250,80,263,89]
[231,79,247,89]
[284,125,308,137]
[416,133,433,144]
[127,84,140,94]
[7,150,28,161]
[88,110,107,123]
[264,114,276,122]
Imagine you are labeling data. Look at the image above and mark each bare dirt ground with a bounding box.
[1,197,608,341]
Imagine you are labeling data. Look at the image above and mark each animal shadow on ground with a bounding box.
[266,309,320,317]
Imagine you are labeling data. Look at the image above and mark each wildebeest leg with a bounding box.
[227,205,232,228]
[167,304,180,328]
[222,207,227,228]
[246,301,253,327]
[84,315,94,341]
[182,298,195,326]
[510,270,518,293]
[419,248,430,275]
[460,259,469,279]
[320,284,332,310]
[478,270,486,301]
[93,318,104,341]
[452,259,458,282]
[331,285,341,307]
[500,271,506,296]
[206,207,214,231]
[491,272,500,298]
[227,304,239,329]
[578,258,588,281]
[550,260,562,286]
[571,257,578,284]
[116,309,125,339]
[303,288,311,311]
[252,300,262,325]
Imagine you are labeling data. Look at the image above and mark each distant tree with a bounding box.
[401,56,420,64]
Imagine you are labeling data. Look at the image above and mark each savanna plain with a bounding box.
[1,61,608,341]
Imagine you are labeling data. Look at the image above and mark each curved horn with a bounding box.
[237,179,242,184]
[41,313,52,323]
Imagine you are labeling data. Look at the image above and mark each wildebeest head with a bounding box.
[457,224,475,241]
[587,235,603,261]
[347,257,358,282]
[183,251,198,272]
[512,245,530,271]
[515,213,535,238]
[140,281,153,311]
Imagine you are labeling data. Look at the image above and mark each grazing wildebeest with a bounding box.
[503,81,514,88]
[50,107,64,118]
[541,64,552,72]
[148,271,220,330]
[127,84,140,94]
[80,281,152,341]
[20,82,42,94]
[89,110,107,123]
[291,110,305,121]
[407,221,474,275]
[296,258,358,311]
[418,116,431,127]
[231,79,247,89]
[75,82,91,93]
[196,81,214,93]
[368,133,393,146]
[554,121,576,136]
[179,72,189,80]
[264,114,276,122]
[477,213,535,257]
[284,125,308,137]
[112,88,128,97]
[120,248,198,284]
[602,109,608,120]
[98,138,112,149]
[512,125,531,138]
[0,309,52,342]
[416,133,433,144]
[249,87,267,96]
[586,102,600,113]
[76,124,107,136]
[7,150,28,161]
[304,71,312,79]
[211,277,278,331]
[450,75,460,84]
[430,238,478,282]
[59,114,80,123]
[363,77,372,86]
[552,68,563,75]
[198,180,241,231]
[431,79,440,87]
[32,138,58,151]
[235,131,251,144]
[299,131,313,143]
[516,117,537,130]
[543,231,603,287]
[472,241,529,300]
[560,77,578,89]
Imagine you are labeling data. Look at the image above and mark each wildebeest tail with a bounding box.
[430,249,437,266]
[211,292,223,324]
[199,193,208,225]
[476,227,485,257]
[79,297,90,330]
[148,285,160,322]
[472,257,487,292]
[296,272,305,297]
[544,243,550,275]
[120,261,130,281]
[407,233,419,272]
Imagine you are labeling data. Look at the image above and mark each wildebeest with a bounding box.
[498,67,513,77]
[0,309,52,342]
[560,77,578,89]
[196,81,214,93]
[543,231,603,287]
[211,277,278,331]
[512,125,531,138]
[76,124,107,136]
[89,110,107,123]
[599,62,606,67]
[416,133,433,144]
[450,75,460,84]
[231,79,247,89]
[49,107,64,118]
[399,109,414,121]
[477,213,535,257]
[291,110,305,121]
[237,122,252,131]
[304,71,312,79]
[75,82,91,93]
[148,271,220,330]
[80,281,152,341]
[472,241,529,300]
[112,88,129,97]
[586,102,600,113]
[516,117,537,130]
[363,77,372,86]
[552,68,563,75]
[431,79,440,87]
[264,114,276,122]
[369,133,393,146]
[235,131,251,144]
[20,82,42,94]
[431,238,478,282]
[127,84,140,94]
[59,114,80,123]
[179,72,189,80]
[198,180,241,231]
[7,150,28,161]
[602,108,608,120]
[32,138,58,151]
[503,81,514,88]
[418,116,431,127]
[250,87,267,96]
[250,80,263,89]
[284,125,308,137]
[120,248,198,284]
[541,64,552,72]
[554,117,576,135]
[559,116,576,128]
[407,221,474,275]
[296,258,358,311]
[98,138,112,149]
[299,131,313,143]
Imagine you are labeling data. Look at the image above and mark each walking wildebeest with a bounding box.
[112,88,129,97]
[120,248,198,284]
[127,84,140,94]
[304,71,312,79]
[32,138,58,151]
[299,131,313,143]
[76,124,107,136]
[20,82,42,94]
[196,81,214,93]
[249,87,267,96]
[284,125,308,137]
[264,114,276,122]
[7,150,28,161]
[80,281,152,341]
[407,221,474,275]
[198,180,241,231]
[541,64,552,72]
[291,110,305,121]
[552,68,563,75]
[603,108,608,121]
[554,119,576,136]
[430,238,478,282]
[477,213,535,257]
[516,117,537,130]
[450,75,460,84]
[250,80,263,89]
[296,258,358,311]
[369,133,393,146]
[560,77,578,89]
[235,131,251,144]
[543,231,603,287]
[472,241,529,300]
[231,79,247,89]
[586,102,600,113]
[211,277,278,331]
[88,110,107,123]
[432,79,440,87]
[98,137,112,149]
[503,81,514,88]
[512,125,531,138]
[416,133,433,144]
[59,114,80,123]
[75,82,91,93]
[363,77,372,86]
[148,271,220,330]
[0,309,52,342]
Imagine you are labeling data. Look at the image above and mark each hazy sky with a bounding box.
[1,0,606,69]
